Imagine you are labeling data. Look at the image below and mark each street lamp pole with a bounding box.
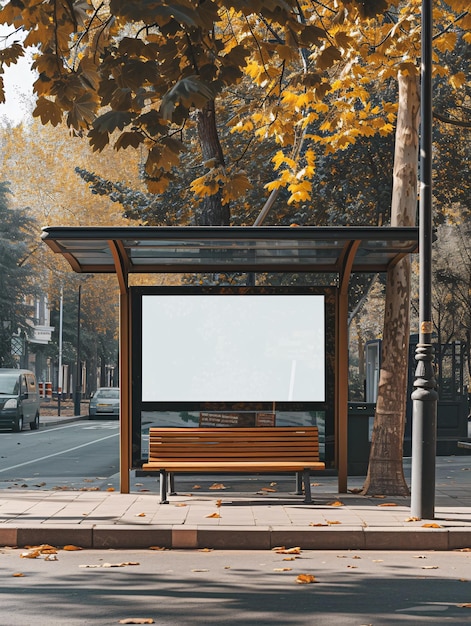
[410,0,438,519]
[74,285,82,416]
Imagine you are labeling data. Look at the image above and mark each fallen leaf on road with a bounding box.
[192,485,201,490]
[296,574,317,584]
[209,483,226,490]
[261,487,277,492]
[273,546,301,555]
[274,568,292,572]
[327,501,344,507]
[119,617,155,624]
[205,512,221,518]
[63,545,83,551]
[12,573,24,577]
[107,487,115,492]
[377,502,398,507]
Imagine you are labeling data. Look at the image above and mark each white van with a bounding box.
[0,369,40,432]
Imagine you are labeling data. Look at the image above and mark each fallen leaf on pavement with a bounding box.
[405,517,421,522]
[309,522,327,527]
[135,513,147,517]
[377,503,398,507]
[205,512,221,518]
[149,546,167,551]
[422,523,442,528]
[327,520,341,525]
[63,545,83,551]
[12,573,24,577]
[327,501,344,507]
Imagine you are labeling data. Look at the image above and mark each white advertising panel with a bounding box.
[141,294,325,402]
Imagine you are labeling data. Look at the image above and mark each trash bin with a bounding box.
[348,403,375,475]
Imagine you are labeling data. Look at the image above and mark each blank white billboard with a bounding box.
[141,294,325,402]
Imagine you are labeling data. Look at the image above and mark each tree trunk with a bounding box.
[362,71,419,495]
[195,99,230,226]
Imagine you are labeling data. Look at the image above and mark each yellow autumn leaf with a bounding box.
[274,568,292,572]
[273,546,301,555]
[450,72,466,89]
[422,523,443,528]
[62,545,83,551]
[327,500,344,507]
[296,574,317,584]
[13,573,25,577]
[377,502,398,507]
[118,617,155,624]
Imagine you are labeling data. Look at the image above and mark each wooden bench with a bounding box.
[142,426,324,503]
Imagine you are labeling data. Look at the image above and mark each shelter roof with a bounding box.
[41,226,418,275]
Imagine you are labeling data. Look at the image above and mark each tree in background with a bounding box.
[0,181,38,366]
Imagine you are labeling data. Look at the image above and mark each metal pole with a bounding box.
[74,285,82,416]
[57,286,63,416]
[410,0,438,519]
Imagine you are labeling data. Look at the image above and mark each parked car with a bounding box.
[0,369,40,432]
[89,387,120,419]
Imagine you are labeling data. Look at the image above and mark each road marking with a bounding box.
[23,423,84,435]
[0,433,118,473]
[83,424,119,430]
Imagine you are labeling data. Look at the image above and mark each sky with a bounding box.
[0,26,36,126]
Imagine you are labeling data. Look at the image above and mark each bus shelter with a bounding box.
[41,226,418,493]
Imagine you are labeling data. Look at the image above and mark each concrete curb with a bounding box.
[1,525,471,551]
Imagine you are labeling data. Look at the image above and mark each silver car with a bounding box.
[88,387,120,419]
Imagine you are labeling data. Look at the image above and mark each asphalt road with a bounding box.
[1,548,471,625]
[0,420,120,490]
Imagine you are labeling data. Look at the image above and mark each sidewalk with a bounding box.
[1,415,470,550]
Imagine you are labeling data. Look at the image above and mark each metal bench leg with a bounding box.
[295,471,303,495]
[168,472,176,495]
[160,469,169,504]
[303,469,312,504]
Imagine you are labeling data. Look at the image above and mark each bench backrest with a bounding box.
[147,427,320,463]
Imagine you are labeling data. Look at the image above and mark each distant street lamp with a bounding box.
[74,285,82,416]
[411,0,438,519]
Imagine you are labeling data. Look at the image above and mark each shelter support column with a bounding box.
[336,241,360,493]
[336,289,348,492]
[119,289,131,493]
